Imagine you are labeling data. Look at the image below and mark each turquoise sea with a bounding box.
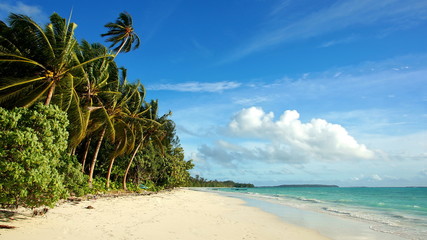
[214,187,427,240]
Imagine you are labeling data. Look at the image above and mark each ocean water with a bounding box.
[215,187,427,240]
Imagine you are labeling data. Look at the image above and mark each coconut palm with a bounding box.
[105,117,134,188]
[122,99,171,190]
[122,98,151,190]
[0,13,113,108]
[87,68,143,188]
[74,41,120,170]
[104,80,142,188]
[101,12,140,57]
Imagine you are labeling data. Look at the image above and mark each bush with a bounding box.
[58,155,89,197]
[0,104,70,208]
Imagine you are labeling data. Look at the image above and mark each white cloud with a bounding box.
[233,96,269,105]
[0,1,46,23]
[197,107,375,166]
[148,81,241,92]
[357,131,427,159]
[228,107,375,160]
[320,35,359,48]
[371,174,382,181]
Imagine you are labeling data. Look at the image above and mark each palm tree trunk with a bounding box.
[123,140,143,190]
[105,156,116,189]
[81,137,92,173]
[44,84,56,105]
[88,128,106,187]
[106,141,122,189]
[69,147,76,156]
[114,36,129,58]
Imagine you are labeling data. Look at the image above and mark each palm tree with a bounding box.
[101,12,140,57]
[105,117,134,188]
[104,80,142,188]
[75,41,120,171]
[122,99,151,190]
[0,13,113,108]
[87,108,112,187]
[86,63,123,187]
[122,99,171,190]
[87,68,141,188]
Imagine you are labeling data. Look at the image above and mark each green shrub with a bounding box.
[0,104,70,208]
[58,155,89,197]
[89,177,108,194]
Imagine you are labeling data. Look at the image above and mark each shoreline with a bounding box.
[0,188,329,240]
[210,188,410,240]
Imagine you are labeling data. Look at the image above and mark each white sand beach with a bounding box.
[0,188,330,240]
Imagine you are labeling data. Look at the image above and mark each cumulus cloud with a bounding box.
[230,107,374,159]
[147,81,241,92]
[198,107,375,165]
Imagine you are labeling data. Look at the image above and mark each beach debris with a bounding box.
[67,197,83,205]
[67,196,82,202]
[0,224,16,229]
[32,207,49,217]
[86,194,98,200]
[0,209,16,219]
[86,205,94,209]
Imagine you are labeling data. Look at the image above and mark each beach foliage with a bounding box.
[0,104,78,207]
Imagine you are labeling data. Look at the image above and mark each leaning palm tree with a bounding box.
[74,41,120,169]
[87,68,140,187]
[0,13,113,108]
[122,99,171,190]
[122,90,151,190]
[104,80,143,188]
[105,116,135,189]
[87,107,115,187]
[101,12,140,57]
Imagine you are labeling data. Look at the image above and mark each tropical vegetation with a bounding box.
[0,12,193,208]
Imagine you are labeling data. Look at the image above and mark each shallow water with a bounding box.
[213,187,427,240]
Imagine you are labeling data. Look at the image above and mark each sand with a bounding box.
[0,188,330,240]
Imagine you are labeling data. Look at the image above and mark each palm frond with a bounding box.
[0,76,46,91]
[0,84,34,107]
[20,81,54,107]
[64,54,114,74]
[67,88,90,149]
[0,35,22,55]
[54,73,75,110]
[0,53,46,69]
[8,13,55,59]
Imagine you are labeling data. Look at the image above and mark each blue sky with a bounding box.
[2,0,426,186]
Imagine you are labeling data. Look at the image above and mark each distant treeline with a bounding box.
[275,184,339,188]
[186,176,254,188]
